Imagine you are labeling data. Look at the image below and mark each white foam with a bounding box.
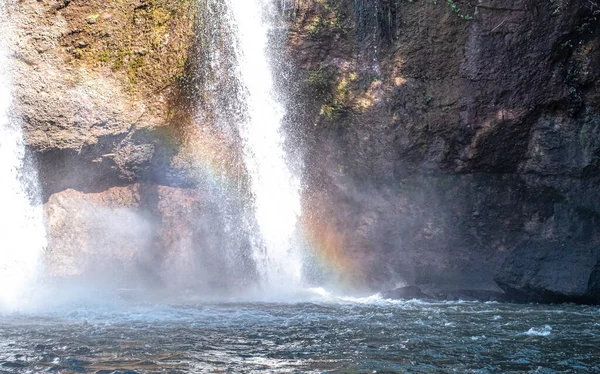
[303,287,430,306]
[524,325,552,336]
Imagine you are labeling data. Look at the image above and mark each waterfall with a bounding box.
[0,0,47,310]
[225,0,303,289]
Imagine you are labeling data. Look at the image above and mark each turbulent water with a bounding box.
[0,0,47,311]
[0,295,599,373]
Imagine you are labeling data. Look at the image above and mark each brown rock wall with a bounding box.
[10,0,600,300]
[287,0,600,297]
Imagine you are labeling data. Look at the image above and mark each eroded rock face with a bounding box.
[8,0,255,291]
[288,0,600,298]
[10,0,197,197]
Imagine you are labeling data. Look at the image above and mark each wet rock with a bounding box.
[291,0,600,299]
[382,286,429,300]
[431,289,509,302]
[495,241,600,304]
[1,361,27,368]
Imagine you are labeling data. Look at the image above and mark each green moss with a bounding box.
[307,67,337,100]
[128,57,144,83]
[98,50,110,62]
[305,0,346,39]
[306,66,374,124]
[68,0,194,93]
[307,67,350,123]
[113,49,125,69]
[319,101,346,122]
[445,0,472,20]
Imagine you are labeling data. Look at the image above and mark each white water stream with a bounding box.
[225,0,303,289]
[0,1,47,310]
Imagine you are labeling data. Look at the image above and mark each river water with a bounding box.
[1,293,598,373]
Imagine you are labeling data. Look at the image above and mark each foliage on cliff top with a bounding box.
[58,0,196,96]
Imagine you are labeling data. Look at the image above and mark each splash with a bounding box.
[0,1,47,310]
[524,325,552,337]
[224,0,303,289]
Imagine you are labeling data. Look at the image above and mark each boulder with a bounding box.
[430,289,508,302]
[382,286,430,300]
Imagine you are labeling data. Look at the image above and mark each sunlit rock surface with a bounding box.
[11,0,196,196]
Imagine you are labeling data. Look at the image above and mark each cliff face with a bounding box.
[287,0,600,300]
[11,0,256,288]
[10,0,600,301]
[11,0,197,197]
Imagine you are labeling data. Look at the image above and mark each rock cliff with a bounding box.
[11,0,254,289]
[10,0,600,302]
[286,0,600,302]
[12,0,198,196]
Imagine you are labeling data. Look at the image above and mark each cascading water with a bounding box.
[0,0,47,310]
[225,0,303,289]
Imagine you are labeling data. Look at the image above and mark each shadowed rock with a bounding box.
[495,240,600,304]
[431,289,509,302]
[382,286,430,300]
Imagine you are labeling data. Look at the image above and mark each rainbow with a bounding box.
[167,118,361,287]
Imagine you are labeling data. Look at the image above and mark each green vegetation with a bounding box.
[561,39,574,49]
[577,16,598,34]
[550,0,599,16]
[306,67,360,124]
[306,17,330,39]
[305,0,345,39]
[307,67,337,100]
[319,101,346,122]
